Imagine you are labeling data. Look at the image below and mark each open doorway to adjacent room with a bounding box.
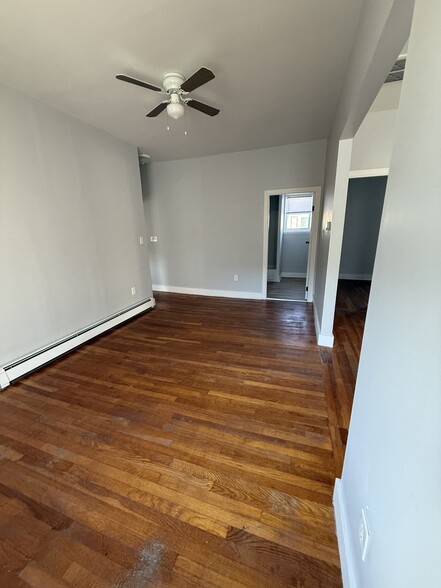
[336,175,387,332]
[262,187,321,302]
[323,45,407,472]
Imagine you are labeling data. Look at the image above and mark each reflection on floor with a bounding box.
[267,277,306,300]
[320,279,371,476]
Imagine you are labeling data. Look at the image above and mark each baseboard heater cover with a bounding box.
[0,297,155,389]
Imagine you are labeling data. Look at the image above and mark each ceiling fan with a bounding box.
[116,67,219,120]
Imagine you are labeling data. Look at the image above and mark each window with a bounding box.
[284,194,313,232]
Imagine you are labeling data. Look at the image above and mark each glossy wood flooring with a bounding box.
[321,280,370,475]
[0,292,350,587]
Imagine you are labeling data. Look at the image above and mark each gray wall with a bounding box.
[341,1,441,584]
[144,140,326,295]
[280,231,310,275]
[0,82,152,367]
[339,176,386,278]
[267,196,280,270]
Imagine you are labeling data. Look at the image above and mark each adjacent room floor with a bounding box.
[267,277,306,301]
[0,289,367,587]
[322,279,371,471]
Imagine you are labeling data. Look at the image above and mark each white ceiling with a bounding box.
[0,0,363,161]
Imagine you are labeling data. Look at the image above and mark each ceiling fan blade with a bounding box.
[186,99,220,117]
[181,67,215,93]
[116,74,162,92]
[146,101,169,117]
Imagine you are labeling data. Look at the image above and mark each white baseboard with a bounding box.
[334,479,358,588]
[153,285,262,300]
[313,298,334,347]
[0,369,9,389]
[0,298,155,389]
[280,272,307,278]
[339,273,372,281]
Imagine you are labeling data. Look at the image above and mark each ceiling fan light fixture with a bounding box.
[166,101,185,120]
[117,67,219,120]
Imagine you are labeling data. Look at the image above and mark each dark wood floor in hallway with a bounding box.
[322,280,370,475]
[0,292,349,587]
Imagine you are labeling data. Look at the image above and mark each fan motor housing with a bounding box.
[162,72,185,93]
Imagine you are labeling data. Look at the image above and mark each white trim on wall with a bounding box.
[0,299,155,389]
[349,167,389,178]
[313,298,334,347]
[339,273,372,281]
[334,479,358,588]
[262,186,322,303]
[280,272,307,278]
[153,285,262,300]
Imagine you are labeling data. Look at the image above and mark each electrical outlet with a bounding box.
[150,236,158,242]
[233,274,239,282]
[359,508,371,562]
[139,236,144,245]
[131,287,136,296]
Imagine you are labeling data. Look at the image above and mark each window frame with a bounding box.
[284,211,312,233]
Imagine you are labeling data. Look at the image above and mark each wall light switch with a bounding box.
[233,274,239,282]
[150,236,158,242]
[131,287,136,296]
[139,236,144,245]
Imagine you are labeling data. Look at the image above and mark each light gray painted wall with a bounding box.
[351,109,398,172]
[144,141,326,295]
[280,231,310,275]
[0,82,152,367]
[313,0,414,341]
[341,1,441,584]
[339,176,386,278]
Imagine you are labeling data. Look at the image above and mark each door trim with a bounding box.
[262,186,322,302]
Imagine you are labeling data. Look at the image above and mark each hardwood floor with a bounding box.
[0,292,349,587]
[267,278,306,301]
[321,280,370,476]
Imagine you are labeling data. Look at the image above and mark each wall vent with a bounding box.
[385,57,406,83]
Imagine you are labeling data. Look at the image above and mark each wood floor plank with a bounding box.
[0,290,368,586]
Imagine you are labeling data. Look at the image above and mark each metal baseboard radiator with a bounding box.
[0,298,155,389]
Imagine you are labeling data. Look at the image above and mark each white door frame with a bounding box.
[262,186,322,302]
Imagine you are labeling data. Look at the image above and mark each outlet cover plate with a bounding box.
[359,507,371,562]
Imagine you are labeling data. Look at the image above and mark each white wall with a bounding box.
[350,110,397,172]
[339,176,386,279]
[340,0,441,585]
[143,141,326,296]
[350,81,402,173]
[313,0,414,345]
[0,82,152,367]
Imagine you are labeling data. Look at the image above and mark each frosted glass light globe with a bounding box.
[167,102,184,120]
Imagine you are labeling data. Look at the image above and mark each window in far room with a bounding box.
[284,194,313,232]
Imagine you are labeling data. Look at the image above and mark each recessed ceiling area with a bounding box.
[0,0,363,161]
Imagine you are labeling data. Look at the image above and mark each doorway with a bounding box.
[336,175,387,332]
[262,187,321,302]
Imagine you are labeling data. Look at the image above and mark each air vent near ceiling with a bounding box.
[385,57,406,83]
